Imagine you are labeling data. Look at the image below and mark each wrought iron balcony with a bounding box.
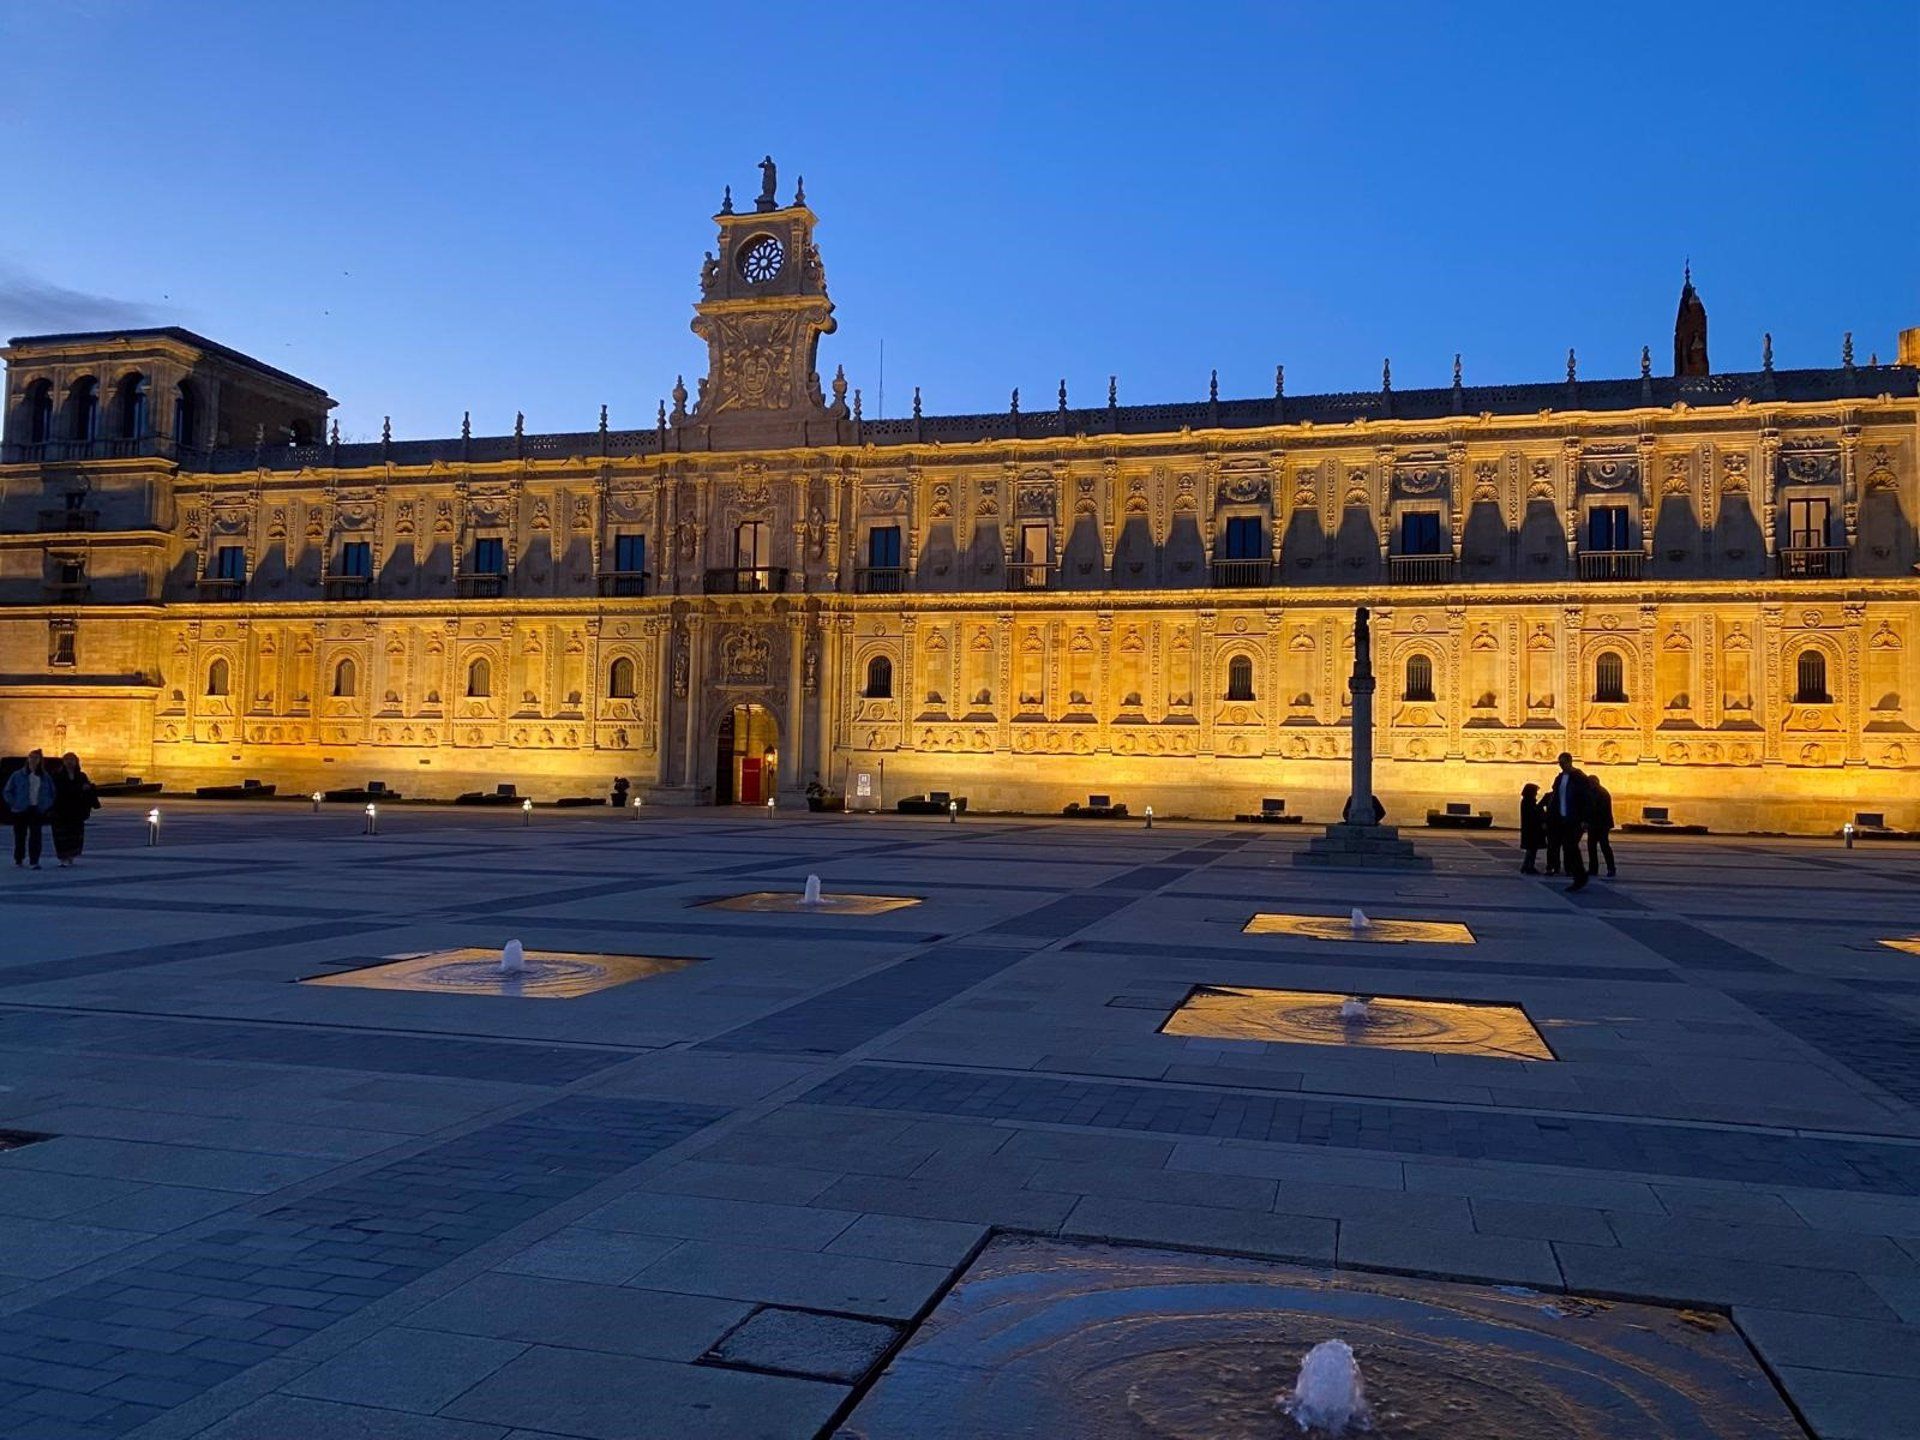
[38,508,99,532]
[457,573,508,598]
[325,575,374,600]
[195,577,244,601]
[1006,562,1052,591]
[1387,554,1455,585]
[597,570,651,597]
[703,566,789,594]
[855,566,906,594]
[1780,546,1848,579]
[1577,550,1644,581]
[5,437,179,464]
[1210,558,1272,588]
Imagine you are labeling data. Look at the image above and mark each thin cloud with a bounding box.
[0,262,168,336]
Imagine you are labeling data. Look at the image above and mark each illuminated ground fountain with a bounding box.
[836,1237,1802,1439]
[1163,985,1557,1062]
[703,881,921,915]
[303,945,695,999]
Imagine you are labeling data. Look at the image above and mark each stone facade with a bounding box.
[3,166,1918,831]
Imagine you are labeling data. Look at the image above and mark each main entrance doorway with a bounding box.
[714,703,779,805]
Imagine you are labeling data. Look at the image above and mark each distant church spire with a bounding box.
[1674,263,1709,377]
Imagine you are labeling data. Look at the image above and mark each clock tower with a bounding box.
[681,157,841,441]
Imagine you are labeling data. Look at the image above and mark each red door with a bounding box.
[739,757,764,805]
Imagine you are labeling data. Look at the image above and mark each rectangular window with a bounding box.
[1020,523,1049,566]
[1787,497,1831,550]
[614,532,646,574]
[339,541,372,578]
[867,525,901,569]
[1400,511,1443,555]
[1222,516,1263,560]
[733,522,768,570]
[49,623,75,669]
[474,537,506,575]
[212,545,246,581]
[1586,505,1629,552]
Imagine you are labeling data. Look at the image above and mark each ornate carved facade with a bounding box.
[3,166,1918,830]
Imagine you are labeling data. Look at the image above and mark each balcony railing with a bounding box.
[44,579,91,600]
[5,437,181,464]
[855,566,906,594]
[1210,558,1272,588]
[38,508,99,532]
[195,577,245,601]
[1577,550,1644,581]
[1006,562,1052,591]
[457,573,508,598]
[325,575,374,600]
[703,566,789,594]
[597,570,651,597]
[1780,546,1848,579]
[1387,554,1455,586]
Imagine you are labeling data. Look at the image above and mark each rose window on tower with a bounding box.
[738,234,785,284]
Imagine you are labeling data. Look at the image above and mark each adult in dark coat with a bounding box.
[3,749,55,869]
[50,752,98,867]
[1585,776,1616,878]
[1519,783,1546,874]
[1546,751,1591,891]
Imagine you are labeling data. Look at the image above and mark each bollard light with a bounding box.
[364,802,378,835]
[1844,821,1856,850]
[146,807,161,846]
[1145,805,1154,830]
[632,795,644,820]
[766,795,776,817]
[522,797,534,827]
[948,798,957,824]
[311,791,323,813]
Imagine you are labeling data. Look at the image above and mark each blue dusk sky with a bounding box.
[2,2,1914,440]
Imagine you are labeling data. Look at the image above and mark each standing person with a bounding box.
[50,752,98,867]
[1586,775,1617,879]
[1519,783,1546,874]
[1548,752,1590,892]
[1541,778,1564,875]
[4,750,55,869]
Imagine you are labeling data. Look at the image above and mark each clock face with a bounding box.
[738,234,785,284]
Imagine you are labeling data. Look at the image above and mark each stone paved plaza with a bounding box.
[1,802,1918,1439]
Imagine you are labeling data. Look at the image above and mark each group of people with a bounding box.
[3,749,98,869]
[1519,752,1615,891]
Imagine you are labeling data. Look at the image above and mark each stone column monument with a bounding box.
[1296,606,1430,868]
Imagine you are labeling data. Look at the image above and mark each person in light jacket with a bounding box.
[4,750,56,869]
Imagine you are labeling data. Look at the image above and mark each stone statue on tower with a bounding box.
[756,155,778,211]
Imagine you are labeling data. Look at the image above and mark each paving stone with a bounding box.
[1165,1141,1406,1190]
[195,1393,512,1439]
[1061,1196,1337,1264]
[579,1193,860,1250]
[1775,1367,1920,1440]
[1470,1197,1618,1246]
[824,1215,987,1268]
[1650,1183,1801,1225]
[282,1326,528,1412]
[1402,1162,1666,1212]
[1555,1242,1899,1318]
[1026,1159,1277,1211]
[1605,1212,1918,1275]
[630,1241,950,1320]
[1338,1216,1562,1288]
[707,1306,900,1382]
[1735,1307,1920,1380]
[494,1229,681,1284]
[406,1274,751,1360]
[0,1218,150,1280]
[442,1343,847,1439]
[639,1160,843,1205]
[812,1173,1078,1231]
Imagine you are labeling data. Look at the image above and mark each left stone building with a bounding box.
[3,163,1918,830]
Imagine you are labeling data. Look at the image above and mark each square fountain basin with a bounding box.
[302,948,696,999]
[1244,912,1474,944]
[834,1236,1802,1439]
[1161,984,1556,1061]
[702,892,922,915]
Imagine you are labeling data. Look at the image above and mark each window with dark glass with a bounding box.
[27,381,54,444]
[1587,505,1629,552]
[467,657,492,697]
[614,533,646,574]
[1226,654,1256,701]
[867,525,901,569]
[206,657,230,696]
[49,624,75,668]
[1787,497,1831,551]
[212,545,246,582]
[1795,649,1830,704]
[474,537,506,575]
[1400,511,1443,555]
[339,541,372,579]
[733,521,768,570]
[1594,650,1627,702]
[864,655,893,698]
[1222,516,1263,560]
[608,656,636,699]
[332,657,357,697]
[1404,653,1435,701]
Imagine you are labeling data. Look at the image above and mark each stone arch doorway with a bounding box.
[714,702,780,805]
